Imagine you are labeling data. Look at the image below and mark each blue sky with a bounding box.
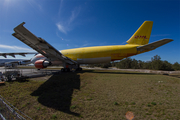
[0,0,179,63]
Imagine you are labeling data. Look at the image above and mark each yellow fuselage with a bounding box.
[61,44,140,64]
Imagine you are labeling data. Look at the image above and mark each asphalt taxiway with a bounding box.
[0,67,60,78]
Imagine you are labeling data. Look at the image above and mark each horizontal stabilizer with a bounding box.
[137,39,173,52]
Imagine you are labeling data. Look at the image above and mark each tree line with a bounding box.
[87,55,180,71]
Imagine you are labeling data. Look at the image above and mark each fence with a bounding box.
[0,95,32,120]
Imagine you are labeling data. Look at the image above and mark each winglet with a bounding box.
[127,21,153,45]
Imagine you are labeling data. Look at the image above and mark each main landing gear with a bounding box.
[61,68,70,72]
[61,67,82,72]
[75,64,82,71]
[76,67,82,71]
[61,64,82,72]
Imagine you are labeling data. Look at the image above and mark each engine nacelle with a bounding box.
[34,60,51,69]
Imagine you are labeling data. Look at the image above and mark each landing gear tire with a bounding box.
[61,68,70,72]
[65,68,70,72]
[76,68,82,71]
[61,68,65,72]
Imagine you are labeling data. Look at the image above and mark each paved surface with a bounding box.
[0,67,60,78]
[83,67,180,74]
[0,67,179,79]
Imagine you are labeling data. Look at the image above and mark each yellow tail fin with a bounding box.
[126,21,153,45]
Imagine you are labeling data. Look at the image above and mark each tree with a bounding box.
[172,62,180,70]
[142,61,152,69]
[88,55,179,71]
[131,59,139,69]
[101,62,112,68]
[161,60,173,71]
[137,60,143,69]
[116,58,132,69]
[151,55,163,70]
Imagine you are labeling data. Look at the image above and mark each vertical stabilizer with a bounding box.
[126,21,153,45]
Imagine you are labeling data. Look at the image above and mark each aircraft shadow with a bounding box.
[31,72,82,116]
[30,69,153,117]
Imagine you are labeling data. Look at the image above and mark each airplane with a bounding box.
[0,53,36,68]
[11,21,173,72]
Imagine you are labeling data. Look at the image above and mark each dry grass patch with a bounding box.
[0,70,180,119]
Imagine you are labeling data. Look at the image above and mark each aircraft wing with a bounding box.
[0,52,36,58]
[6,60,31,65]
[0,59,31,67]
[12,22,77,65]
[137,39,173,52]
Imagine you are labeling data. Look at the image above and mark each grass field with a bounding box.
[0,69,180,120]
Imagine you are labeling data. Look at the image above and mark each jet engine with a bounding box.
[34,60,51,69]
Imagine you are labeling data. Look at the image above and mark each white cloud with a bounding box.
[56,23,67,34]
[58,0,64,16]
[56,1,81,34]
[68,7,81,25]
[27,0,43,12]
[0,44,34,52]
[121,42,126,45]
[82,43,89,47]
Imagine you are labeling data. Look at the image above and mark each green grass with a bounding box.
[0,69,180,120]
[52,114,57,119]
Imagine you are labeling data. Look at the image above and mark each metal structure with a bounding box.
[0,67,23,82]
[0,66,60,120]
[0,95,32,120]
